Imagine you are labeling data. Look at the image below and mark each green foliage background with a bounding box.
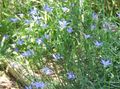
[0,0,120,89]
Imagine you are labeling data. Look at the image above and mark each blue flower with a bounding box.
[67,27,73,33]
[67,72,75,80]
[14,48,19,52]
[101,59,112,68]
[41,67,53,75]
[84,34,91,39]
[92,12,98,20]
[63,0,68,2]
[94,41,103,47]
[21,49,34,57]
[35,20,40,24]
[91,24,96,30]
[31,82,45,89]
[36,38,43,45]
[102,22,110,30]
[44,34,50,39]
[30,7,38,15]
[17,39,24,45]
[24,20,31,25]
[43,4,53,12]
[62,7,69,12]
[42,24,48,29]
[52,53,63,61]
[21,51,30,57]
[31,15,38,20]
[10,18,19,23]
[59,20,68,29]
[3,34,9,39]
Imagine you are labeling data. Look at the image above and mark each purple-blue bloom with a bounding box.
[67,27,73,33]
[21,51,30,57]
[10,18,19,23]
[43,4,53,12]
[62,7,69,12]
[21,49,34,57]
[52,53,63,61]
[32,15,41,21]
[14,48,19,52]
[30,7,38,15]
[17,39,24,45]
[31,82,45,89]
[59,20,68,29]
[3,34,9,39]
[67,72,75,80]
[41,67,53,75]
[24,20,31,25]
[91,24,96,30]
[44,34,50,39]
[92,12,98,20]
[42,24,48,29]
[35,20,40,24]
[102,22,110,30]
[101,59,112,68]
[94,41,103,47]
[63,0,68,2]
[36,38,43,45]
